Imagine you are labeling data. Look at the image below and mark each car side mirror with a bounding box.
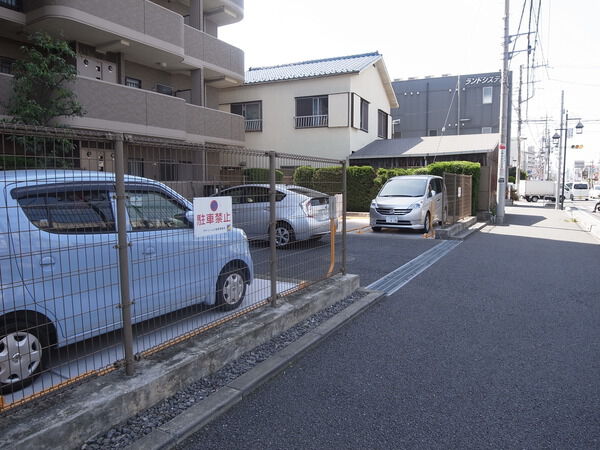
[431,190,436,197]
[185,210,194,224]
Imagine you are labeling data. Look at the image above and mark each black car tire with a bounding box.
[215,264,247,312]
[274,222,295,248]
[371,226,382,232]
[422,212,431,233]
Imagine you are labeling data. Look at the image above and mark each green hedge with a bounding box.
[347,166,376,211]
[243,168,283,183]
[291,161,481,213]
[292,166,316,189]
[312,166,343,195]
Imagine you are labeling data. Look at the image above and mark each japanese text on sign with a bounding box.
[464,75,500,85]
[193,196,233,237]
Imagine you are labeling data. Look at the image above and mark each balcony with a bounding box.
[295,115,328,129]
[244,119,262,132]
[23,0,244,81]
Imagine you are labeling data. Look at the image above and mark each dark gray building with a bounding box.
[391,72,511,139]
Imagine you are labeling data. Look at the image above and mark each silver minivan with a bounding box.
[370,175,445,233]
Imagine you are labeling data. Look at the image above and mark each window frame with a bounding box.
[125,76,142,89]
[377,110,389,139]
[124,186,191,232]
[482,86,493,104]
[360,98,369,132]
[294,95,328,128]
[231,101,263,132]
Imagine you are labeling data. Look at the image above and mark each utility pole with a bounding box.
[496,0,510,224]
[555,91,564,210]
[545,115,551,180]
[516,64,523,193]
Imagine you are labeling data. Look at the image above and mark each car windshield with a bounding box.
[378,178,427,197]
[573,184,588,189]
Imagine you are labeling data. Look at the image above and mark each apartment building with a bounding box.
[218,52,398,162]
[0,0,245,180]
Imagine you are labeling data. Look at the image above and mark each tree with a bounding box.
[2,32,84,169]
[7,32,84,125]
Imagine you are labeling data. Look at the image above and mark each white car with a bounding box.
[590,185,600,199]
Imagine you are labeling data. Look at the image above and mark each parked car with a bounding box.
[369,175,446,233]
[589,185,600,199]
[214,184,333,247]
[0,170,254,392]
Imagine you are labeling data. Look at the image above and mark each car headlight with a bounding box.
[408,200,423,210]
[370,200,377,208]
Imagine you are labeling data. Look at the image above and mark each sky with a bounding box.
[220,0,600,172]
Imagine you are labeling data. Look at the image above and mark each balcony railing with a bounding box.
[0,0,22,11]
[245,119,262,132]
[294,115,328,129]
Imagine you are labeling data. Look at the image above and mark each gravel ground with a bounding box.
[82,289,367,449]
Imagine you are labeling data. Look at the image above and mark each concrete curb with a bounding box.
[568,207,600,242]
[126,289,386,450]
[0,274,360,450]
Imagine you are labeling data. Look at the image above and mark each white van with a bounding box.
[570,182,589,201]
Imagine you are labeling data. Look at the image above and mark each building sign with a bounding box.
[193,197,233,237]
[464,75,501,85]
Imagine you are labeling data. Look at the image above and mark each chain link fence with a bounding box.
[0,123,346,409]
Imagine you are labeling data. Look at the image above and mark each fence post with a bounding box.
[114,133,135,376]
[341,159,347,275]
[268,151,278,307]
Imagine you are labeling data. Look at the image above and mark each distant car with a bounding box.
[570,182,589,201]
[0,170,253,392]
[589,185,600,199]
[369,175,446,233]
[214,184,333,247]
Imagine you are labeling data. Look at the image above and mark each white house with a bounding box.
[218,52,399,162]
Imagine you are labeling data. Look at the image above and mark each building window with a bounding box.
[0,0,22,11]
[128,158,144,177]
[159,160,177,181]
[392,119,401,138]
[0,56,15,74]
[428,129,438,137]
[482,86,493,104]
[295,95,328,128]
[360,98,369,132]
[481,127,492,134]
[377,110,389,139]
[231,101,263,132]
[125,77,142,89]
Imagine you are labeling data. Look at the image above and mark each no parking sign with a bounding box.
[193,197,233,237]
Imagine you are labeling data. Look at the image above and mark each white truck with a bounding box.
[518,180,557,202]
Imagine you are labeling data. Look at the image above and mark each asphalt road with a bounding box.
[177,205,600,449]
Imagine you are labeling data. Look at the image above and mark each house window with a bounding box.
[428,129,438,137]
[231,101,263,132]
[482,86,493,104]
[0,0,22,11]
[125,77,142,89]
[360,98,369,132]
[481,127,492,134]
[377,110,389,139]
[295,95,328,128]
[0,56,15,74]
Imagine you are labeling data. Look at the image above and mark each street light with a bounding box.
[553,112,584,210]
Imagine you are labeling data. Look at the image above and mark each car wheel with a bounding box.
[531,195,539,203]
[215,264,247,311]
[422,212,431,233]
[0,320,47,394]
[274,222,295,248]
[371,226,382,232]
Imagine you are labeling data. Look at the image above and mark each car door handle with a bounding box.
[142,247,156,256]
[40,256,55,266]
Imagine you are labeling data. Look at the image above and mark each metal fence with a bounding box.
[0,123,346,409]
[444,172,472,224]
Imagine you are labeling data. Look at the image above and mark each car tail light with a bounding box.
[301,198,313,217]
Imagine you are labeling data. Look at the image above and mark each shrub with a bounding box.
[243,168,283,183]
[292,166,316,188]
[313,166,343,195]
[346,166,376,212]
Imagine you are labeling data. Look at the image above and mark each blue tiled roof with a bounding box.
[245,52,382,84]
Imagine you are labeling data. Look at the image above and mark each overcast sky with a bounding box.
[220,0,600,164]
